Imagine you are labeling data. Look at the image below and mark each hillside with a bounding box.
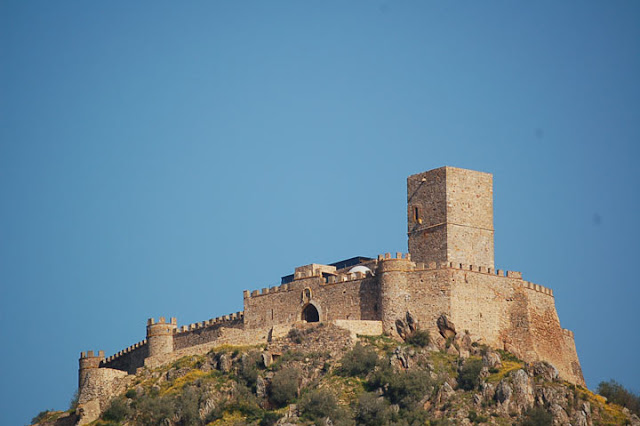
[33,323,638,426]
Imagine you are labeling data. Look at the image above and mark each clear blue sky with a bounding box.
[1,1,639,424]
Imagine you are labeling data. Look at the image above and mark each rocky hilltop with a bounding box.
[33,322,637,426]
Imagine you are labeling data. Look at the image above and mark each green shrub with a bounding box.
[174,386,201,425]
[269,367,300,407]
[520,406,553,426]
[125,389,137,399]
[299,388,343,424]
[497,349,522,363]
[468,410,488,424]
[69,389,79,411]
[406,330,431,348]
[239,352,262,389]
[430,419,454,426]
[259,411,281,426]
[103,397,131,422]
[356,392,391,426]
[368,364,432,409]
[132,394,176,425]
[598,379,640,415]
[337,343,378,377]
[458,358,483,391]
[225,383,263,420]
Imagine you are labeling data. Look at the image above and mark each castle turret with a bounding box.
[146,317,177,357]
[78,350,104,388]
[407,167,494,268]
[377,253,414,335]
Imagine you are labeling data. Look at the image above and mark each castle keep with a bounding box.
[77,167,584,421]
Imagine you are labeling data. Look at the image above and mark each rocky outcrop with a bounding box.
[34,323,635,426]
[436,314,456,339]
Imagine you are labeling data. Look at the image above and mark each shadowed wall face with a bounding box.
[407,167,494,268]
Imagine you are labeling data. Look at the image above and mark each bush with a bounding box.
[31,410,52,425]
[598,379,640,415]
[520,406,553,426]
[337,343,379,377]
[430,419,454,426]
[458,358,483,391]
[69,389,79,411]
[468,410,489,424]
[103,398,131,422]
[226,384,263,420]
[368,364,432,409]
[269,367,300,407]
[174,385,201,425]
[406,330,431,348]
[299,388,343,424]
[356,392,391,426]
[239,352,262,389]
[132,394,176,425]
[259,411,281,426]
[287,328,303,344]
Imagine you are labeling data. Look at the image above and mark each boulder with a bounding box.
[437,314,457,339]
[395,319,408,340]
[550,403,570,425]
[406,311,418,334]
[394,346,409,369]
[573,410,589,426]
[262,352,273,368]
[532,361,559,382]
[256,376,267,398]
[481,382,495,402]
[482,351,502,369]
[218,354,232,373]
[495,380,512,404]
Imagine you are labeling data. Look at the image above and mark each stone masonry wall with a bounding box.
[407,167,494,268]
[243,272,380,329]
[174,319,244,350]
[378,255,452,337]
[101,343,148,374]
[447,267,583,385]
[373,256,583,385]
[408,167,448,265]
[525,287,583,384]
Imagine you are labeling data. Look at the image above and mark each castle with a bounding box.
[77,167,584,422]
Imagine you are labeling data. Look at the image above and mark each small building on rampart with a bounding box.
[77,167,584,424]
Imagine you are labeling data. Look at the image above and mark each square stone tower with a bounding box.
[407,166,494,268]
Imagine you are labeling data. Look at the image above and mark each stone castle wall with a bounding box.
[84,253,582,386]
[77,166,585,422]
[101,341,148,374]
[243,269,380,328]
[174,317,244,350]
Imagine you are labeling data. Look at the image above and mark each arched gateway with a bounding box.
[301,303,319,322]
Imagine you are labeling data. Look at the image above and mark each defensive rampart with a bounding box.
[76,167,585,424]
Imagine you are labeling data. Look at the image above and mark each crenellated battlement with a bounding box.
[103,340,147,364]
[521,280,554,297]
[175,311,244,334]
[377,252,412,261]
[244,283,290,299]
[76,166,585,416]
[80,350,105,361]
[324,270,371,284]
[146,316,177,326]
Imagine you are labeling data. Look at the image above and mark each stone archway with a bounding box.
[301,303,320,323]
